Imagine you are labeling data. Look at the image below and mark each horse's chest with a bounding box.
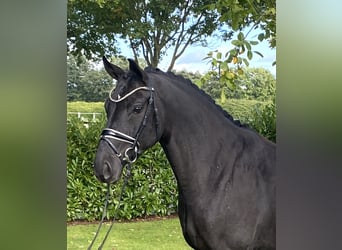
[178,198,225,249]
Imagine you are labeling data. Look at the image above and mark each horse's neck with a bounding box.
[157,81,243,195]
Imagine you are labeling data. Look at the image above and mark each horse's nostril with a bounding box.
[103,161,112,180]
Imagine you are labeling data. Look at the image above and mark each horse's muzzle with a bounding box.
[94,151,123,184]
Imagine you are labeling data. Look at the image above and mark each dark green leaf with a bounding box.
[247,50,253,60]
[231,40,241,46]
[237,32,244,41]
[258,33,265,42]
[254,51,264,58]
[245,42,252,51]
[243,58,250,67]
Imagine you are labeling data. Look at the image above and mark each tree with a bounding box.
[202,0,276,103]
[213,0,276,47]
[67,0,224,70]
[67,1,120,61]
[232,68,275,101]
[200,67,275,101]
[208,0,276,66]
[67,55,114,102]
[79,69,114,102]
[67,55,90,101]
[67,54,153,101]
[174,69,203,86]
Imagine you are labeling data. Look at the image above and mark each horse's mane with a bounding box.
[144,67,248,128]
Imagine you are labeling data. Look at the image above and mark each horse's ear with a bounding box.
[128,59,148,84]
[103,56,125,80]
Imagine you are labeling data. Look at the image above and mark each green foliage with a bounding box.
[220,99,263,120]
[211,0,276,48]
[201,67,276,102]
[67,55,150,102]
[67,117,108,221]
[248,97,276,142]
[67,116,178,221]
[67,55,114,102]
[205,0,276,92]
[67,0,222,69]
[116,146,178,220]
[174,70,203,87]
[67,0,119,59]
[220,98,276,143]
[233,67,276,101]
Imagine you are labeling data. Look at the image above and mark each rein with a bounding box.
[88,86,158,249]
[87,162,132,250]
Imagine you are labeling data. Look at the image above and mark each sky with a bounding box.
[118,27,276,76]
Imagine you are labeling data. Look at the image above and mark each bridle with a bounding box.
[88,85,159,249]
[100,86,158,163]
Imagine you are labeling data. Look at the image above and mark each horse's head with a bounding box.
[94,57,160,183]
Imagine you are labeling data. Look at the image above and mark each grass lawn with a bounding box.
[67,217,192,250]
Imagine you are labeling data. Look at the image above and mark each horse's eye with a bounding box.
[133,105,143,113]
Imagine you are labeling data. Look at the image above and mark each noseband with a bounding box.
[100,128,139,161]
[99,86,157,163]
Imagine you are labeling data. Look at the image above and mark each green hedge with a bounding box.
[248,98,276,142]
[67,99,275,221]
[220,98,276,142]
[67,116,177,222]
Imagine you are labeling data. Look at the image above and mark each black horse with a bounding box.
[94,57,276,250]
